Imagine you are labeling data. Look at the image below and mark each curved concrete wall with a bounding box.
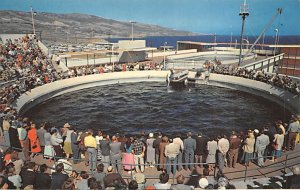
[13,71,300,116]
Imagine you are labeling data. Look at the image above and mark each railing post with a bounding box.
[244,165,248,182]
[284,154,288,174]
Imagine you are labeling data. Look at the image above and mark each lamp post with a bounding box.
[130,21,136,41]
[163,42,167,69]
[30,6,36,35]
[274,28,279,56]
[112,46,115,72]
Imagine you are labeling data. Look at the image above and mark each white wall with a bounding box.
[13,71,300,116]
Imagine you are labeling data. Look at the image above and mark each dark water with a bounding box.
[26,82,291,137]
[106,35,300,48]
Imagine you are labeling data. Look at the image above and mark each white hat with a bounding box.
[149,133,154,138]
[64,123,71,128]
[254,129,259,134]
[199,178,209,188]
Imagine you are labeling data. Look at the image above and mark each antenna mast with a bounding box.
[238,0,249,67]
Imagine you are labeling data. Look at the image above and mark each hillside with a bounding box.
[0,10,197,44]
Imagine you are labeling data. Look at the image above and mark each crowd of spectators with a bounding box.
[0,35,57,109]
[210,64,300,95]
[0,106,299,189]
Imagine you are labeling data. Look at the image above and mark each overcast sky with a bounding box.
[1,0,299,35]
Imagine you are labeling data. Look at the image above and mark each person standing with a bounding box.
[241,131,255,166]
[109,135,122,173]
[44,128,55,159]
[206,137,218,171]
[71,128,80,164]
[183,132,196,170]
[159,136,169,171]
[146,133,155,167]
[173,133,184,171]
[286,117,300,151]
[100,134,111,171]
[19,124,29,161]
[84,129,97,172]
[123,137,134,172]
[217,135,229,172]
[165,138,180,175]
[62,123,73,159]
[28,123,42,156]
[8,121,22,151]
[195,132,207,168]
[227,131,241,168]
[255,129,270,167]
[3,116,11,148]
[271,128,285,162]
[50,129,63,159]
[153,132,162,168]
[37,123,46,153]
[132,137,145,173]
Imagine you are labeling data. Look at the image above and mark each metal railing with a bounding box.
[1,143,299,185]
[241,53,284,72]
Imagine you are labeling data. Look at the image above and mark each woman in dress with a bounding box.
[159,136,169,171]
[44,128,55,159]
[241,131,255,166]
[62,123,73,159]
[146,133,155,167]
[206,136,218,171]
[272,128,284,162]
[28,123,41,156]
[123,137,135,173]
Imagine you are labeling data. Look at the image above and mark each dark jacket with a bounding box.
[34,172,51,189]
[99,140,111,156]
[195,136,208,155]
[20,169,37,188]
[229,136,241,150]
[153,137,162,155]
[50,172,69,190]
[104,173,127,188]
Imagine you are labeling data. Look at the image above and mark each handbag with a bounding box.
[272,138,278,150]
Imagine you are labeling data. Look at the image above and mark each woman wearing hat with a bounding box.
[146,133,155,167]
[62,123,73,159]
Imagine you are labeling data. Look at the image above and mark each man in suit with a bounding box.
[71,128,80,164]
[183,132,196,170]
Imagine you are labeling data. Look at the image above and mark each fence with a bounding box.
[241,53,285,72]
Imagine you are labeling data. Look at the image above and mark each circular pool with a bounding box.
[25,82,291,137]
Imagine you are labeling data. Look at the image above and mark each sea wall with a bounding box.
[14,71,300,115]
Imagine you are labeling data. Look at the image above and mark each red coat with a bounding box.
[28,128,41,153]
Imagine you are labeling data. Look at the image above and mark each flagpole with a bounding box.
[30,6,36,35]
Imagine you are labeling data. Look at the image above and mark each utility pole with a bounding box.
[238,0,249,67]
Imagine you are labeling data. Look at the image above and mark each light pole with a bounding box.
[274,28,279,56]
[112,46,115,72]
[130,21,136,41]
[30,6,36,35]
[163,42,167,69]
[238,0,249,67]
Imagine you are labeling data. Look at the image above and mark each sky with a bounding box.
[0,0,300,36]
